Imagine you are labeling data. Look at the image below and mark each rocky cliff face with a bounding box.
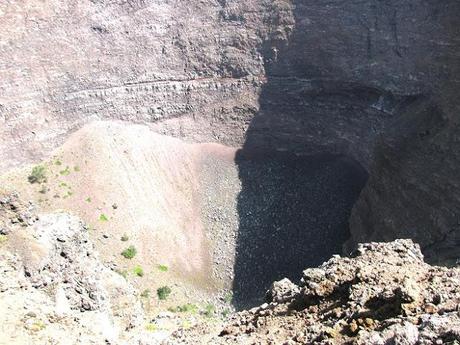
[347,91,460,265]
[2,0,458,170]
[2,0,460,321]
[173,240,460,344]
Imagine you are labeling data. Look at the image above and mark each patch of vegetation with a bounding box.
[121,233,129,242]
[74,165,80,172]
[0,234,8,244]
[133,265,144,277]
[59,182,67,187]
[157,286,171,300]
[168,303,198,314]
[28,165,47,184]
[145,323,157,332]
[221,308,231,318]
[38,185,47,194]
[224,292,233,304]
[182,320,192,329]
[63,191,73,199]
[157,264,168,272]
[31,320,46,332]
[55,159,62,166]
[85,197,92,203]
[59,166,71,176]
[115,269,128,279]
[99,214,108,221]
[203,303,215,318]
[121,245,137,259]
[140,289,151,298]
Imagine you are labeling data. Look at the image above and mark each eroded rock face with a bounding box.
[347,94,460,265]
[178,240,460,344]
[0,194,142,344]
[1,0,458,170]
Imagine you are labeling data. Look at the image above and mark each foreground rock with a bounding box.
[173,240,460,344]
[0,193,143,344]
[2,191,460,344]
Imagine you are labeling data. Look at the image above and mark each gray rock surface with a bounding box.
[0,194,143,344]
[347,94,460,265]
[2,0,458,170]
[178,239,460,344]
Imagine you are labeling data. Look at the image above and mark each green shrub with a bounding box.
[121,245,137,259]
[99,214,108,221]
[203,303,215,318]
[86,197,92,203]
[224,292,233,304]
[140,289,151,298]
[28,165,47,184]
[221,308,231,318]
[115,269,128,279]
[121,234,129,242]
[157,264,168,272]
[168,303,198,313]
[39,185,48,194]
[133,265,144,277]
[0,234,7,244]
[59,166,71,176]
[157,286,171,300]
[145,323,157,332]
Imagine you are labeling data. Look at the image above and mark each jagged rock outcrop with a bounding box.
[172,240,460,344]
[347,94,460,265]
[0,193,143,344]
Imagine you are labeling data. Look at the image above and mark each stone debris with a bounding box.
[173,240,460,344]
[2,192,460,344]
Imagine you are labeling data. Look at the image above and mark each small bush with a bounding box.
[224,292,233,304]
[59,166,70,176]
[28,165,46,184]
[221,308,231,318]
[74,165,80,172]
[38,185,47,194]
[115,269,128,279]
[140,289,151,298]
[157,286,171,300]
[55,159,62,166]
[121,234,129,242]
[133,265,144,277]
[86,197,92,203]
[121,245,137,259]
[99,214,108,221]
[0,234,7,244]
[145,323,157,332]
[168,303,198,313]
[157,264,168,272]
[203,303,215,318]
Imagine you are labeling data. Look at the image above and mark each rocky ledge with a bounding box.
[174,240,460,344]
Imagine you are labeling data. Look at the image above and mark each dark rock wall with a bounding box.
[4,0,457,169]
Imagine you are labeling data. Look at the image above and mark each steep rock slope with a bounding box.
[173,240,460,344]
[347,92,460,265]
[1,121,368,308]
[2,0,458,171]
[0,193,142,345]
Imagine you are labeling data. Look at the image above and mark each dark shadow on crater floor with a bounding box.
[232,150,367,309]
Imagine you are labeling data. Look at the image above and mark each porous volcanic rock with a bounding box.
[171,239,460,344]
